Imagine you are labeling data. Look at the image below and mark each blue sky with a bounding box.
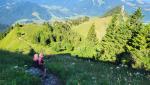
[122,0,150,11]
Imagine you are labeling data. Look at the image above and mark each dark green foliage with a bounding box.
[126,8,146,50]
[116,52,135,67]
[33,23,52,45]
[125,25,150,70]
[124,8,150,70]
[147,29,150,48]
[39,31,49,45]
[32,21,82,52]
[15,23,24,28]
[0,50,41,85]
[0,32,4,40]
[99,14,128,62]
[17,32,22,37]
[33,32,40,43]
[28,48,36,56]
[51,21,84,52]
[98,8,150,70]
[73,24,99,58]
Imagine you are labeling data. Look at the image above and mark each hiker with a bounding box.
[38,52,46,78]
[33,54,39,68]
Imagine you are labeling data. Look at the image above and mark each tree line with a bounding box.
[1,9,150,71]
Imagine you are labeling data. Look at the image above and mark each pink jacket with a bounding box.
[33,54,38,61]
[38,53,44,65]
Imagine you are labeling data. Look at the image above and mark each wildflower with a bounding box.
[92,77,96,80]
[24,65,28,67]
[72,62,75,65]
[129,73,132,76]
[135,72,140,75]
[116,66,120,69]
[110,67,113,69]
[14,66,18,69]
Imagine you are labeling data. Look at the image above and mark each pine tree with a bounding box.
[78,24,99,58]
[126,8,144,51]
[98,14,120,61]
[87,24,98,45]
[126,8,143,33]
[125,8,150,70]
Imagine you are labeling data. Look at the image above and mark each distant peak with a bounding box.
[103,6,123,17]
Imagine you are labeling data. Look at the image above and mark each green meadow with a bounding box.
[0,8,150,85]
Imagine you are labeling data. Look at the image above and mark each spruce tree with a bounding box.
[126,8,144,51]
[99,14,119,61]
[79,24,99,58]
[87,24,98,45]
[125,8,150,70]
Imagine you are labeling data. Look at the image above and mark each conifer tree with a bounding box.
[126,8,144,51]
[125,8,150,69]
[87,24,98,45]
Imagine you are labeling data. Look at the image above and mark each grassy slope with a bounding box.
[46,54,150,85]
[0,24,54,54]
[0,28,29,52]
[72,17,111,40]
[0,17,150,85]
[0,17,111,54]
[0,50,41,85]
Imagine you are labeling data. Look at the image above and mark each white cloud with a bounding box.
[144,8,150,11]
[137,0,144,4]
[126,2,136,7]
[41,5,70,13]
[32,12,41,20]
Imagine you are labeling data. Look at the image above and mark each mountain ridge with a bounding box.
[0,0,150,31]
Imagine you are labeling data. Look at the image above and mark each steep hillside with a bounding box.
[0,24,53,54]
[72,17,111,40]
[0,17,110,53]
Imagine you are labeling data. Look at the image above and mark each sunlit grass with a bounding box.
[46,54,150,85]
[72,17,111,40]
[0,24,54,54]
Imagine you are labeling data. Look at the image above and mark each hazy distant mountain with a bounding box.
[0,1,51,25]
[0,24,8,32]
[0,0,150,31]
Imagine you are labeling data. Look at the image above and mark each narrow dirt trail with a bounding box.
[26,67,62,85]
[19,37,62,85]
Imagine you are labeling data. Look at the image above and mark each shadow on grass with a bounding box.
[0,50,41,85]
[0,50,150,85]
[46,53,150,78]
